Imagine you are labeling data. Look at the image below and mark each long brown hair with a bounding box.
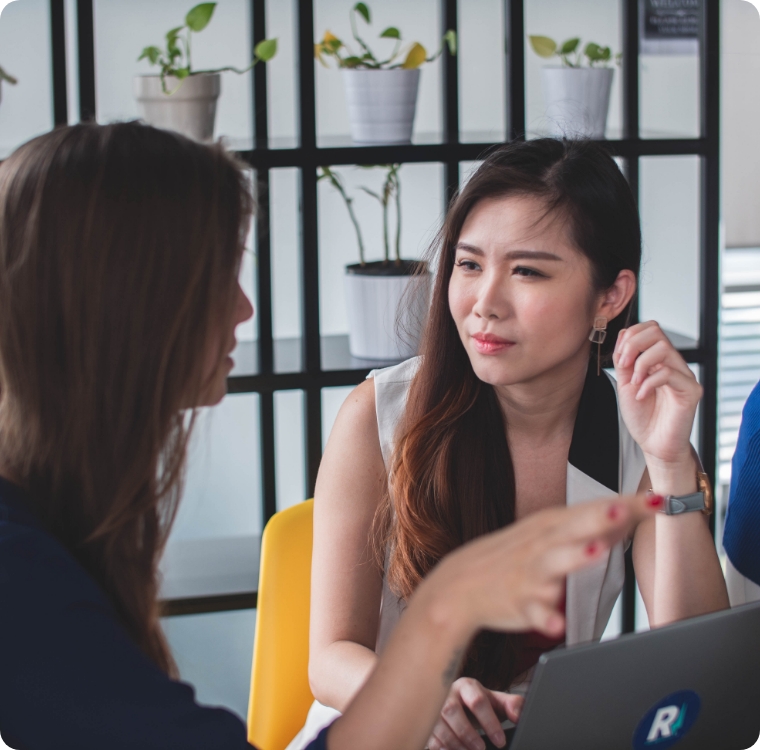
[377,139,641,689]
[0,122,253,674]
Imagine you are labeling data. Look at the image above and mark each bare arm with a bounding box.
[614,322,728,626]
[308,379,387,710]
[633,461,728,627]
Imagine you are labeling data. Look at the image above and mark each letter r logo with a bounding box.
[646,706,681,742]
[634,691,700,750]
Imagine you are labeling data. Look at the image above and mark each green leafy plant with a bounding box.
[0,64,17,86]
[528,35,620,67]
[318,164,403,267]
[138,2,277,93]
[315,2,456,70]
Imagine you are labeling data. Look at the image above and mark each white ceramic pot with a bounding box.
[342,68,420,144]
[540,67,613,139]
[344,262,431,360]
[134,73,221,142]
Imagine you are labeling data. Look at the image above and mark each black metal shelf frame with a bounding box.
[49,0,720,628]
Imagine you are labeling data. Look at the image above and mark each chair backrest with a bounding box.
[248,499,315,750]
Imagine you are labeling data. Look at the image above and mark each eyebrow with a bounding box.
[455,242,563,262]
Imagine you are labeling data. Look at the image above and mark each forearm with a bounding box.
[327,577,473,750]
[647,457,729,625]
[309,641,379,712]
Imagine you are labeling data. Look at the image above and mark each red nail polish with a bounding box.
[586,542,599,556]
[608,504,621,520]
[647,494,664,508]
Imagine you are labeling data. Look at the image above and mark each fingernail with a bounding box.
[608,503,621,520]
[585,542,599,556]
[491,731,507,747]
[474,739,486,750]
[647,494,664,508]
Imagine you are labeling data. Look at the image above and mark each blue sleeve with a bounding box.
[724,380,760,586]
[0,524,253,750]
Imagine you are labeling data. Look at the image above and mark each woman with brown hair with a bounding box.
[303,139,729,750]
[0,122,657,750]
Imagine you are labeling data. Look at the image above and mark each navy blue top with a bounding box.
[0,478,331,750]
[724,379,760,586]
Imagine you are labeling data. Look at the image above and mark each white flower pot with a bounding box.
[134,73,221,142]
[344,261,431,360]
[342,68,420,144]
[540,67,614,139]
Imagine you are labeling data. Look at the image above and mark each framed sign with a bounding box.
[640,0,702,55]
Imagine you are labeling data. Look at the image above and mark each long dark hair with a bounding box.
[0,122,253,674]
[376,139,641,689]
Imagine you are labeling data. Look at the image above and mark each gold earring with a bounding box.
[589,316,607,376]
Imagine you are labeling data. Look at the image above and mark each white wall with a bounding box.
[722,0,760,247]
[0,0,52,155]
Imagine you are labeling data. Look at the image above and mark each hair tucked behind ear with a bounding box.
[0,123,253,674]
[374,139,641,690]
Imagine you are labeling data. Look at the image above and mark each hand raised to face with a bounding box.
[612,321,701,467]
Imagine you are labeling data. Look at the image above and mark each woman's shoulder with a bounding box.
[0,513,111,620]
[366,356,422,466]
[368,355,422,386]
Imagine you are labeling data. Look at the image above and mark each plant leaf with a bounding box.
[353,2,370,23]
[584,41,611,63]
[401,42,426,69]
[138,45,162,64]
[380,26,400,39]
[443,29,457,55]
[166,26,183,47]
[342,55,364,68]
[255,38,278,62]
[186,2,216,32]
[174,67,190,79]
[560,37,580,55]
[528,35,556,58]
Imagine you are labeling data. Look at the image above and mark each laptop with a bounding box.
[505,601,760,750]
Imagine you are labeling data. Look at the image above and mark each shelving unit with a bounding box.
[48,0,720,629]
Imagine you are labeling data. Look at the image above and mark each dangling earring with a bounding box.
[589,316,607,376]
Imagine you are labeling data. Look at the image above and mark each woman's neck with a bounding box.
[493,353,590,444]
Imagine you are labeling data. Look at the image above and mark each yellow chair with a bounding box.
[248,499,315,750]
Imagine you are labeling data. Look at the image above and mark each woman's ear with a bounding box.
[596,269,636,320]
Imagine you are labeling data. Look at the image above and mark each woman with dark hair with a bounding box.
[303,139,729,750]
[0,123,657,750]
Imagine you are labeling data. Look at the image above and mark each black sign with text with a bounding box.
[644,0,701,40]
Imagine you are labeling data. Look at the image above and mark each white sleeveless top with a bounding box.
[286,357,647,750]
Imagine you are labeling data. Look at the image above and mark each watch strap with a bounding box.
[663,491,706,515]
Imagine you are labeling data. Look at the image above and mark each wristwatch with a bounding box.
[659,471,713,516]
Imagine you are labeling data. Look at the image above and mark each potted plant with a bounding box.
[528,35,619,139]
[136,2,277,142]
[315,2,456,144]
[0,63,17,106]
[318,164,431,360]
